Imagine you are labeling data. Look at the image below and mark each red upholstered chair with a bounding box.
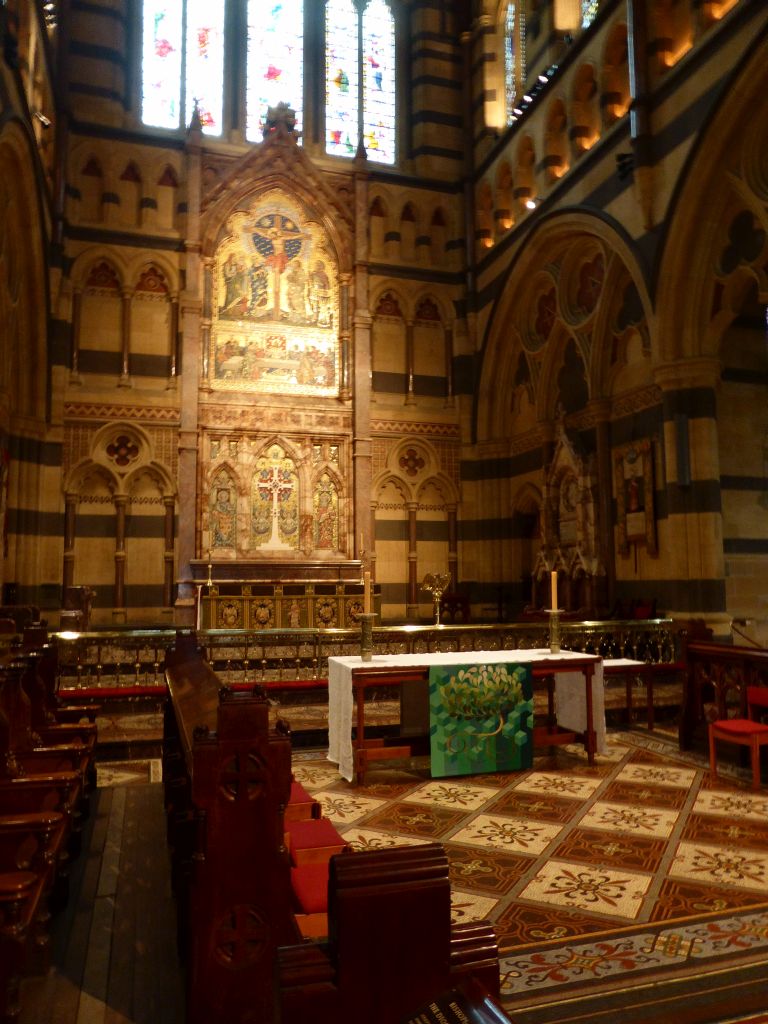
[709,686,768,789]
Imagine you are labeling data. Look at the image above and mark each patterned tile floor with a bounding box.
[293,731,768,1022]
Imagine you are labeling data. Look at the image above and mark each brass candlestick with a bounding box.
[421,572,451,626]
[548,608,562,653]
[359,612,377,662]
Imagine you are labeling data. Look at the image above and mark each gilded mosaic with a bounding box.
[211,190,339,396]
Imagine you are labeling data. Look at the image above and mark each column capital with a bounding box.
[653,358,721,392]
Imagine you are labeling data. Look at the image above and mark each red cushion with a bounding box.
[287,817,345,851]
[289,781,314,806]
[291,864,329,913]
[712,718,768,736]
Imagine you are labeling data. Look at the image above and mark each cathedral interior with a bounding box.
[1,0,767,638]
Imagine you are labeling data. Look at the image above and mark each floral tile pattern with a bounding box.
[576,800,680,839]
[517,858,652,918]
[295,733,768,1019]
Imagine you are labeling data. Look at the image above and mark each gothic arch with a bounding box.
[0,120,48,424]
[71,247,129,290]
[477,211,653,441]
[655,40,768,362]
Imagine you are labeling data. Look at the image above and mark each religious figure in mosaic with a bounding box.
[209,475,237,549]
[313,473,338,550]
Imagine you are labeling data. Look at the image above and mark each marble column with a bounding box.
[406,502,419,619]
[113,495,127,621]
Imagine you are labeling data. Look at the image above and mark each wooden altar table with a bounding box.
[327,649,604,784]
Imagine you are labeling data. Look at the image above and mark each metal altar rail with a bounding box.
[53,619,677,691]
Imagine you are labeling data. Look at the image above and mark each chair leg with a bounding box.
[708,726,718,783]
[750,737,760,789]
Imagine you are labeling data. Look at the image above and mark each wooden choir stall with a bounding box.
[163,631,504,1024]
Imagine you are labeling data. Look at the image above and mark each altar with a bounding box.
[327,648,605,783]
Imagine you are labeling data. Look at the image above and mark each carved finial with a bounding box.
[188,98,203,135]
[262,102,300,142]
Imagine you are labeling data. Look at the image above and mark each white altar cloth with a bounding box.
[327,648,605,782]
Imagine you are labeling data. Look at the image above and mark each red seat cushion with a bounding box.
[713,718,768,736]
[290,864,329,914]
[289,781,315,806]
[287,817,345,852]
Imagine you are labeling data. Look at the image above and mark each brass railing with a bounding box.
[53,619,677,691]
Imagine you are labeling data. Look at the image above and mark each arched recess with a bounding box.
[0,122,48,427]
[413,291,450,401]
[371,473,410,621]
[508,482,542,613]
[63,424,176,618]
[369,195,388,258]
[0,119,50,598]
[69,248,130,380]
[601,22,630,127]
[371,286,407,399]
[654,47,768,624]
[373,440,459,622]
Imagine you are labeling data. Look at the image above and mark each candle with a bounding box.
[363,571,371,614]
[550,570,558,610]
[360,531,364,553]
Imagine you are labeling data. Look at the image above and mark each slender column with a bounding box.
[167,296,179,388]
[200,258,213,389]
[62,494,77,592]
[113,495,127,620]
[352,153,373,559]
[70,289,82,383]
[163,496,175,607]
[369,503,378,584]
[405,319,415,404]
[119,288,132,386]
[339,274,352,400]
[592,400,614,609]
[447,504,458,589]
[406,502,419,619]
[175,110,204,624]
[444,322,454,406]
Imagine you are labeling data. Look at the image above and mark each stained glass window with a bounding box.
[141,0,224,134]
[184,0,225,134]
[362,0,395,164]
[504,3,516,124]
[581,0,599,28]
[246,0,304,141]
[142,1,183,130]
[141,1,397,161]
[325,0,359,158]
[326,0,395,165]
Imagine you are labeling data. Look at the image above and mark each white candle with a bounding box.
[363,571,371,614]
[550,570,558,610]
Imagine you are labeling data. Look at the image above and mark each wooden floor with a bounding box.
[19,783,185,1024]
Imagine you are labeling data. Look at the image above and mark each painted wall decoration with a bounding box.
[211,191,339,395]
[614,438,657,556]
[313,472,339,550]
[429,662,533,778]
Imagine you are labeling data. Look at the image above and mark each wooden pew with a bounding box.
[164,633,503,1024]
[163,633,300,1024]
[0,658,80,1022]
[278,843,501,1024]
